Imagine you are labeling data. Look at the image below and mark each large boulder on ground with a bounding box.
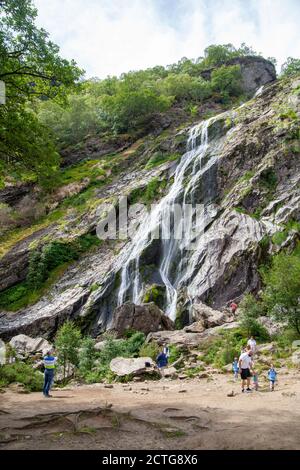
[108,302,174,338]
[110,356,155,377]
[9,334,52,357]
[191,302,231,328]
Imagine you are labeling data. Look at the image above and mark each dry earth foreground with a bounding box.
[0,370,300,450]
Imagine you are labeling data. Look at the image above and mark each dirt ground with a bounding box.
[1,370,300,450]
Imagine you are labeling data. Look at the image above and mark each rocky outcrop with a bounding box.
[191,302,232,327]
[0,182,35,207]
[110,356,156,377]
[147,322,239,349]
[200,56,276,95]
[9,334,52,356]
[108,302,174,337]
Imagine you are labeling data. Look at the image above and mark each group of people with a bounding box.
[232,336,277,392]
[42,338,278,397]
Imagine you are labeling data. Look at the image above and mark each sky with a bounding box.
[34,0,300,79]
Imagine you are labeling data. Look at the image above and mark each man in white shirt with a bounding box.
[247,336,257,355]
[238,345,253,393]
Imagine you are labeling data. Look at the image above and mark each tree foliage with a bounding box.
[0,0,83,182]
[261,245,300,334]
[281,57,300,78]
[55,321,82,380]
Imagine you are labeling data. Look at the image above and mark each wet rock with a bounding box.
[108,302,174,338]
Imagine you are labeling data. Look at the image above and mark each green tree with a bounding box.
[78,337,96,376]
[211,65,243,102]
[238,294,269,339]
[281,57,300,78]
[0,0,83,181]
[158,73,211,102]
[261,246,300,334]
[55,321,82,381]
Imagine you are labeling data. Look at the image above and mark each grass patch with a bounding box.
[145,152,180,169]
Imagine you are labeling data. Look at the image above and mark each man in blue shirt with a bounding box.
[156,350,168,377]
[43,350,57,398]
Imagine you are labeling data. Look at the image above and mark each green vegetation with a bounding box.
[0,0,83,185]
[130,177,167,205]
[145,152,180,169]
[81,332,145,383]
[200,328,247,369]
[0,234,101,311]
[211,65,243,103]
[235,243,300,336]
[0,362,43,392]
[55,321,82,381]
[238,294,269,340]
[261,244,300,334]
[143,284,165,308]
[280,57,300,78]
[139,341,160,361]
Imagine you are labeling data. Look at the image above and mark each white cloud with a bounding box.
[34,0,300,78]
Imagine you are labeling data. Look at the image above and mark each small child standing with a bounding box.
[268,364,277,391]
[232,357,239,380]
[252,370,259,391]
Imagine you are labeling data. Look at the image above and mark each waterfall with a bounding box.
[117,116,218,320]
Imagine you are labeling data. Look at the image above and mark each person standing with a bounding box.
[232,357,239,380]
[156,349,168,378]
[268,364,277,391]
[247,336,257,356]
[43,349,57,398]
[238,346,253,393]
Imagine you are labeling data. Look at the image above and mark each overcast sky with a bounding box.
[34,0,300,79]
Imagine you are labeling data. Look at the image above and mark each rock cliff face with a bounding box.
[0,75,299,340]
[200,56,276,95]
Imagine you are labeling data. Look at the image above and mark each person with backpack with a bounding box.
[43,349,57,398]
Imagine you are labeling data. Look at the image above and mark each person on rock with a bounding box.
[238,345,253,393]
[43,349,57,398]
[229,301,238,315]
[247,335,257,356]
[156,349,168,377]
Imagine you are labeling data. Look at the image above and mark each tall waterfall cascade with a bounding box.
[117,115,231,320]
